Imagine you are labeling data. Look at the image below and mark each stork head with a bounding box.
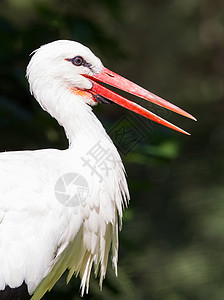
[27,40,196,135]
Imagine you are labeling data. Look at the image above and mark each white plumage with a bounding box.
[0,40,194,299]
[0,40,129,299]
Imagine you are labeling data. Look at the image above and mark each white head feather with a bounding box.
[26,40,106,144]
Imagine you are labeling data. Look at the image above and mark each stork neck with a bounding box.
[45,88,111,149]
[65,106,111,150]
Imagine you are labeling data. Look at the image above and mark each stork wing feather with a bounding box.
[32,214,118,299]
[31,230,84,300]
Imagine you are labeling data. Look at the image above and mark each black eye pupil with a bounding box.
[72,56,83,66]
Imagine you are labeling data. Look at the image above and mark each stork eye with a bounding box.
[72,56,84,66]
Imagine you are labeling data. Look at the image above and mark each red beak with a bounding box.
[85,67,196,135]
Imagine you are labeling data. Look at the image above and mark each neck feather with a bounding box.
[34,83,110,148]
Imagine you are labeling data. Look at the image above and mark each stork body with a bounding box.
[0,128,127,298]
[0,40,195,300]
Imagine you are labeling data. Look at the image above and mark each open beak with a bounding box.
[84,67,196,135]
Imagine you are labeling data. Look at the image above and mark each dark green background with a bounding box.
[0,0,223,299]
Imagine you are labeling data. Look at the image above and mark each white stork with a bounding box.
[0,40,196,300]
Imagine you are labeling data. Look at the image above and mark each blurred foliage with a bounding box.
[1,0,224,299]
